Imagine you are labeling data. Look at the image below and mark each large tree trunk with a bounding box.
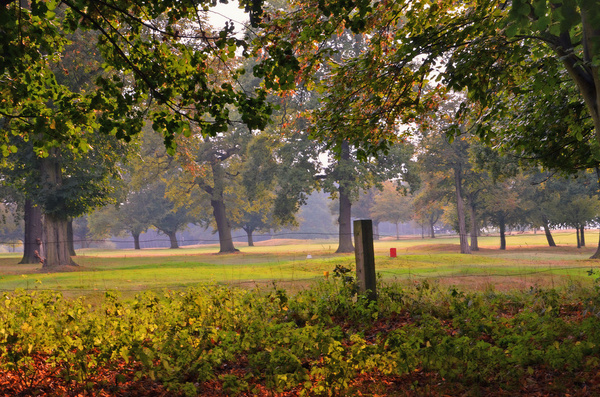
[454,167,471,254]
[211,199,237,253]
[591,230,600,259]
[67,219,76,256]
[132,231,141,250]
[336,186,354,252]
[499,217,506,250]
[208,162,237,253]
[40,155,77,269]
[336,141,354,253]
[429,216,436,239]
[166,231,179,249]
[468,198,479,251]
[576,226,581,248]
[43,214,76,268]
[581,226,586,247]
[245,227,255,247]
[542,217,556,247]
[19,200,43,264]
[373,221,380,240]
[556,8,600,159]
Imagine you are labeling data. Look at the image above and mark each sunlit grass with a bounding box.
[0,230,598,295]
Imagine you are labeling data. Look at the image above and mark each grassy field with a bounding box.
[0,230,598,296]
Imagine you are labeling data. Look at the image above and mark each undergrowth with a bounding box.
[1,273,600,396]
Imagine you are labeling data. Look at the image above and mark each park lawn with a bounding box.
[0,231,598,294]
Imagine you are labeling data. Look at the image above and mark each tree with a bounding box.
[546,172,600,248]
[412,175,446,239]
[257,0,600,257]
[480,177,529,250]
[2,1,281,264]
[0,183,43,263]
[19,200,43,263]
[0,202,22,251]
[353,188,380,239]
[419,123,474,254]
[171,125,248,253]
[1,19,132,268]
[1,1,273,154]
[72,216,90,249]
[319,142,417,252]
[370,181,414,240]
[146,181,195,249]
[0,132,127,268]
[291,191,338,239]
[524,172,561,247]
[230,133,301,246]
[258,0,599,159]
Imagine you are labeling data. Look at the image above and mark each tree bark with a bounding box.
[166,231,179,249]
[336,185,354,252]
[336,141,354,253]
[43,213,76,268]
[581,226,586,247]
[553,9,600,156]
[245,227,255,247]
[19,200,43,264]
[206,162,238,253]
[468,198,479,251]
[454,166,471,254]
[499,217,506,250]
[211,199,237,253]
[429,217,436,239]
[67,219,76,256]
[132,231,141,250]
[542,217,556,247]
[591,230,600,259]
[576,226,581,248]
[40,155,77,268]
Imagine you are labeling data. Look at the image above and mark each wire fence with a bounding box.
[0,229,598,294]
[0,229,591,248]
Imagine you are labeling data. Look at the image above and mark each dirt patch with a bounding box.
[34,264,86,273]
[395,274,587,292]
[254,239,314,246]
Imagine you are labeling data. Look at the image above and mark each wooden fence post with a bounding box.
[354,219,376,301]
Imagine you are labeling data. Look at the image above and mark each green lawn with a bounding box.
[0,231,598,296]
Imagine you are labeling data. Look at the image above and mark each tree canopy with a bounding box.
[1,0,271,155]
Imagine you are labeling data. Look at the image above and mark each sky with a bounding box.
[208,2,250,33]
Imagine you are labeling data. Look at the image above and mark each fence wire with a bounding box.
[0,230,598,293]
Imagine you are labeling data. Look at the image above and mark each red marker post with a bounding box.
[390,248,397,258]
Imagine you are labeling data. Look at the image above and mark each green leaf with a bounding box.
[506,24,518,38]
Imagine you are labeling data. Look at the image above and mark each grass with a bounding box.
[0,230,598,297]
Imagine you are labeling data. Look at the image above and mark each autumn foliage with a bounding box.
[2,279,600,396]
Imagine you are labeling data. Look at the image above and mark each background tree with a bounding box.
[353,188,380,239]
[257,0,600,257]
[0,202,22,252]
[370,181,414,240]
[412,175,447,239]
[480,176,530,250]
[146,180,196,249]
[419,126,474,254]
[88,185,155,250]
[319,142,417,252]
